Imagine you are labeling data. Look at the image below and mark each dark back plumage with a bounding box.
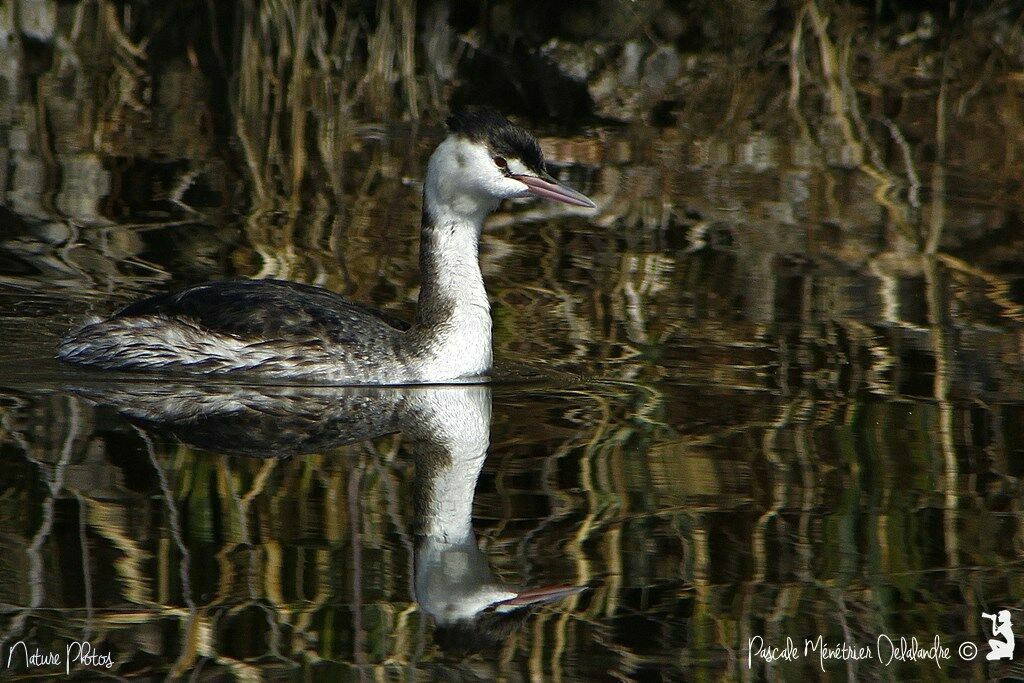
[114,279,410,342]
[446,108,546,175]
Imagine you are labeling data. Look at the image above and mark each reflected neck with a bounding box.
[410,386,491,544]
[410,387,509,622]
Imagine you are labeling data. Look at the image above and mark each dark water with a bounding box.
[2,121,1023,681]
[3,3,1024,679]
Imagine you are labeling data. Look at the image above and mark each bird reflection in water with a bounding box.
[70,381,586,655]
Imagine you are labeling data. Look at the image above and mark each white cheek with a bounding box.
[506,159,530,176]
[425,138,535,212]
[490,175,529,199]
[471,159,526,199]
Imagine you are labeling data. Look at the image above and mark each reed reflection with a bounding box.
[71,381,584,654]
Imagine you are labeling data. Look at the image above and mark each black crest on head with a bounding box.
[446,108,546,175]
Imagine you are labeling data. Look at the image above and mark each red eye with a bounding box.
[493,156,508,169]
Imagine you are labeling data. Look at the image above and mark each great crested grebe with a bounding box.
[58,109,595,384]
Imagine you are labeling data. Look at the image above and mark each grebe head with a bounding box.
[424,108,595,224]
[430,584,587,655]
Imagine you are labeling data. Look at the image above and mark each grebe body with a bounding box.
[58,109,595,384]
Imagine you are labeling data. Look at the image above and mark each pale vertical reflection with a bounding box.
[571,392,605,616]
[795,275,817,582]
[377,436,423,676]
[690,526,712,677]
[551,609,571,683]
[240,457,285,661]
[753,400,795,584]
[528,613,545,680]
[75,492,94,642]
[138,429,196,674]
[349,463,368,676]
[257,552,286,661]
[925,61,949,255]
[499,630,516,682]
[803,0,913,238]
[830,588,859,682]
[86,498,151,604]
[924,54,956,578]
[0,396,77,651]
[925,258,959,570]
[739,586,753,683]
[794,407,816,581]
[788,5,812,142]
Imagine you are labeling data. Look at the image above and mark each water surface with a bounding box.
[2,8,1024,678]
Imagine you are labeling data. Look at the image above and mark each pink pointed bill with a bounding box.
[497,584,587,609]
[513,174,596,208]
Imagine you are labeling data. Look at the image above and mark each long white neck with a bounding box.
[411,138,494,380]
[415,211,490,327]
